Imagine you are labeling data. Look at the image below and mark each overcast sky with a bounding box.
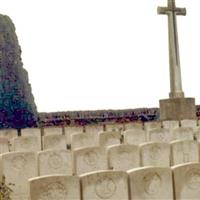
[0,0,200,112]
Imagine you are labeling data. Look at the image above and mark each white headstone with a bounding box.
[162,120,179,130]
[21,128,42,148]
[149,128,174,142]
[0,129,18,139]
[181,119,198,128]
[38,149,73,176]
[0,151,37,200]
[107,144,140,171]
[73,147,108,175]
[144,121,161,131]
[43,126,63,136]
[29,175,80,200]
[0,137,9,153]
[71,132,98,150]
[140,142,170,167]
[99,131,121,147]
[124,122,143,131]
[172,163,200,200]
[80,171,129,200]
[64,126,83,145]
[173,127,194,140]
[128,166,173,199]
[43,135,66,150]
[194,127,200,141]
[123,129,146,145]
[85,125,103,133]
[171,140,199,165]
[105,123,124,132]
[13,136,41,151]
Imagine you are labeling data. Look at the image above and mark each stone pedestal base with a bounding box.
[159,98,196,121]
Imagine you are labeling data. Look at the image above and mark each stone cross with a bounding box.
[158,0,186,98]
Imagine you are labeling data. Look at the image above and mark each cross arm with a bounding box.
[157,7,186,16]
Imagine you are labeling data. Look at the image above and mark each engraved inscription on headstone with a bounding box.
[95,177,116,199]
[83,151,98,166]
[38,182,68,200]
[186,169,200,190]
[143,173,161,195]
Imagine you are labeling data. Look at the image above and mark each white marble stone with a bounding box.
[171,140,199,165]
[0,129,18,139]
[144,121,162,131]
[38,149,73,176]
[43,135,66,150]
[71,132,98,150]
[43,126,63,136]
[105,123,124,132]
[13,136,41,151]
[21,128,42,149]
[64,126,84,145]
[173,127,194,140]
[0,137,9,154]
[85,125,103,133]
[180,119,198,128]
[149,128,174,142]
[80,170,129,200]
[29,175,80,200]
[123,129,146,145]
[128,166,173,199]
[107,144,140,170]
[99,131,121,147]
[172,163,200,200]
[0,151,37,200]
[124,122,143,131]
[162,120,179,130]
[73,147,108,175]
[140,142,170,167]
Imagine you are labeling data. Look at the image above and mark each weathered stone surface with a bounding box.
[64,126,83,145]
[172,163,200,200]
[180,119,198,128]
[159,98,196,121]
[38,149,73,176]
[123,129,146,145]
[73,147,108,175]
[149,128,174,142]
[80,171,129,200]
[13,135,41,151]
[85,125,103,133]
[171,140,199,165]
[0,151,37,199]
[0,15,38,129]
[43,126,63,136]
[105,123,124,132]
[99,131,121,147]
[43,135,66,150]
[0,137,9,153]
[29,175,80,200]
[128,167,173,199]
[144,121,161,131]
[71,132,99,150]
[140,142,170,167]
[124,122,143,130]
[173,127,194,140]
[162,120,179,130]
[107,144,140,170]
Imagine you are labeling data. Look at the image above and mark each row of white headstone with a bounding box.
[0,125,200,153]
[1,139,200,199]
[12,162,200,199]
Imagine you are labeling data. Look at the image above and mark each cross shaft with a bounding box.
[158,0,186,98]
